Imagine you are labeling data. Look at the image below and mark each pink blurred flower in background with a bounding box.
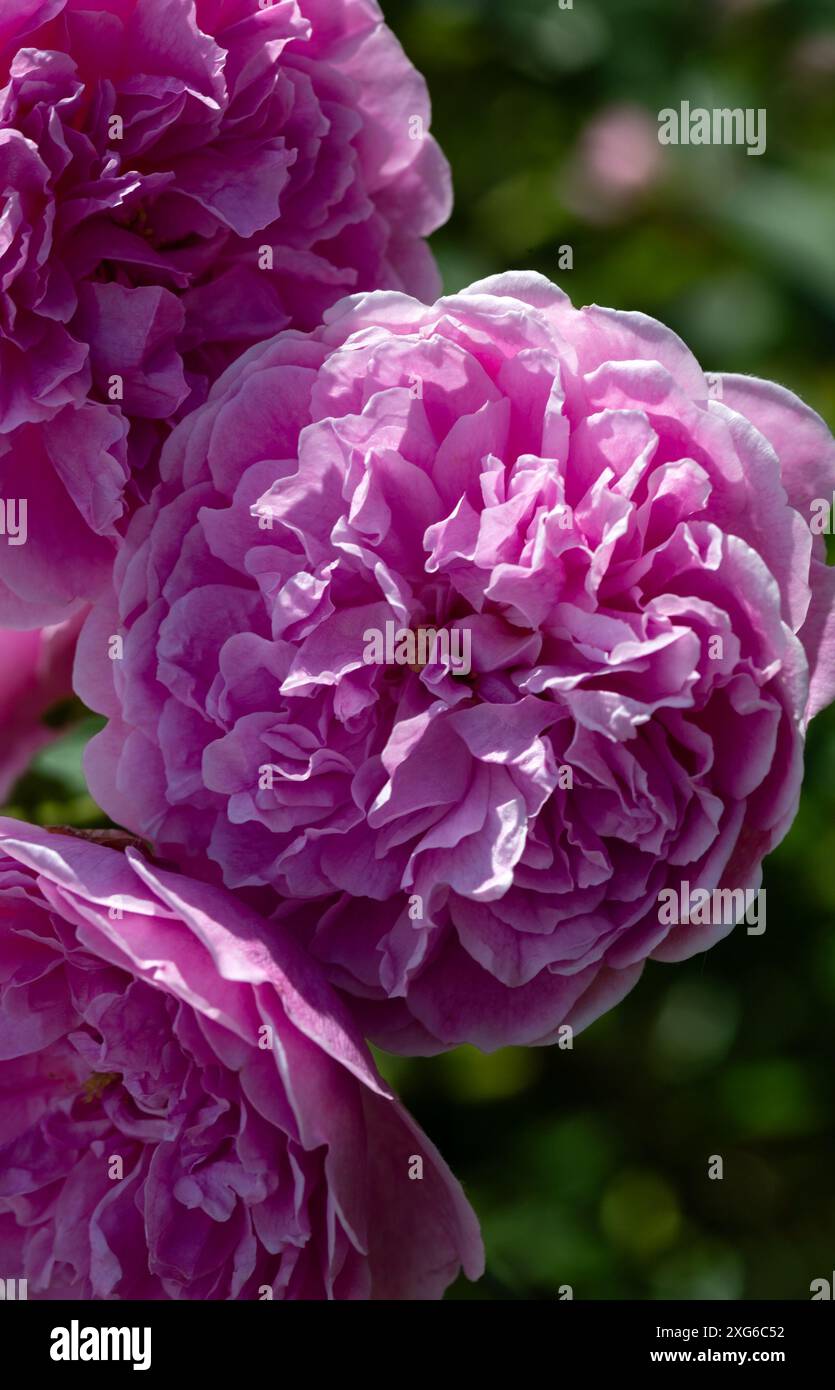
[562,103,664,224]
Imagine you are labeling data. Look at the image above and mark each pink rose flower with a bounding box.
[0,818,483,1298]
[0,0,450,625]
[0,611,84,800]
[76,272,835,1052]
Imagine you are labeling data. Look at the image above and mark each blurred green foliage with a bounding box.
[3,715,107,830]
[3,0,834,1303]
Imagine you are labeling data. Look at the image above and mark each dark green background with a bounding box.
[5,0,835,1301]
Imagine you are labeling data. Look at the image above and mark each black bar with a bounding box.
[4,1298,830,1375]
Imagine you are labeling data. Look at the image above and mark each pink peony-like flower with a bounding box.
[76,272,835,1053]
[0,0,450,625]
[0,611,84,800]
[0,818,483,1299]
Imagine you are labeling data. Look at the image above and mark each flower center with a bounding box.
[80,1072,120,1103]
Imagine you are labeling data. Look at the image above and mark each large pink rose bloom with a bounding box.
[77,273,835,1053]
[0,819,483,1298]
[0,612,83,799]
[0,0,450,626]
